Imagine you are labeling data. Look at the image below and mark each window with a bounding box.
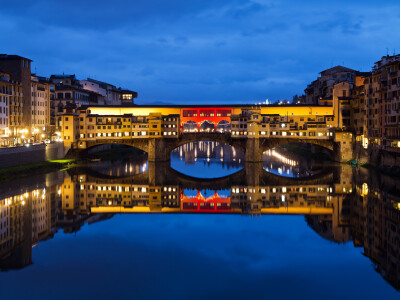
[122,94,132,100]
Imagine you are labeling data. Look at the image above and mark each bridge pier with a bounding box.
[244,162,262,187]
[245,138,263,162]
[148,138,170,162]
[333,141,353,162]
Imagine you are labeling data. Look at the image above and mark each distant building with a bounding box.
[0,71,11,146]
[81,78,117,105]
[31,75,51,140]
[50,75,103,130]
[81,78,137,106]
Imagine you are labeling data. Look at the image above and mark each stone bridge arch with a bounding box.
[163,133,247,158]
[67,135,346,163]
[67,139,149,159]
[259,137,335,153]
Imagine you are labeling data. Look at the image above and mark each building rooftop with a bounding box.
[0,54,32,62]
[320,65,356,75]
[82,104,333,109]
[54,84,103,97]
[50,74,76,79]
[85,78,117,89]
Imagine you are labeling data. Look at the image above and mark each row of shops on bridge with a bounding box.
[61,105,353,150]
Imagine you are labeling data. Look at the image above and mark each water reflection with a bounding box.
[1,141,400,297]
[263,148,324,178]
[170,141,324,178]
[0,162,399,293]
[88,155,148,177]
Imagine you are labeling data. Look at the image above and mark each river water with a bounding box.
[0,142,399,299]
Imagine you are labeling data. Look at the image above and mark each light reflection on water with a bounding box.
[88,156,148,177]
[171,141,320,178]
[262,148,311,178]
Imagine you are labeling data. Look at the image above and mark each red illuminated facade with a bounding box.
[180,107,232,132]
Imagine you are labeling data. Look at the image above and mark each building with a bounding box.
[305,58,400,151]
[367,55,400,147]
[0,70,24,145]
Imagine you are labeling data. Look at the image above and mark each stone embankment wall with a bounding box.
[353,141,400,168]
[0,143,65,168]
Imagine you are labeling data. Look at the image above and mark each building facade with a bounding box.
[0,55,32,139]
[0,71,11,146]
[31,75,51,140]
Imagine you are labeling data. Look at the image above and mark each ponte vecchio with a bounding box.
[61,104,354,162]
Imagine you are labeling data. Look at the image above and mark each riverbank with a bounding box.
[0,159,75,183]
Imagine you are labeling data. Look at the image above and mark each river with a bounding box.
[0,141,399,299]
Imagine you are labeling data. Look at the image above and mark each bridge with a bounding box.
[61,104,354,162]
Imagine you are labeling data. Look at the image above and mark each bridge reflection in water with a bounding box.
[0,162,399,291]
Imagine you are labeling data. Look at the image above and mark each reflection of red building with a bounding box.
[180,107,232,132]
[180,190,232,213]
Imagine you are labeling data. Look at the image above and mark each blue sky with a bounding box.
[1,0,400,104]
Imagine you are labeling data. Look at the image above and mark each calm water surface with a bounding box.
[0,142,399,299]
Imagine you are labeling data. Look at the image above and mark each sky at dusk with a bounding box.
[1,0,400,104]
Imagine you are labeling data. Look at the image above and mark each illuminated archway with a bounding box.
[199,120,215,132]
[183,120,198,133]
[216,120,231,133]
